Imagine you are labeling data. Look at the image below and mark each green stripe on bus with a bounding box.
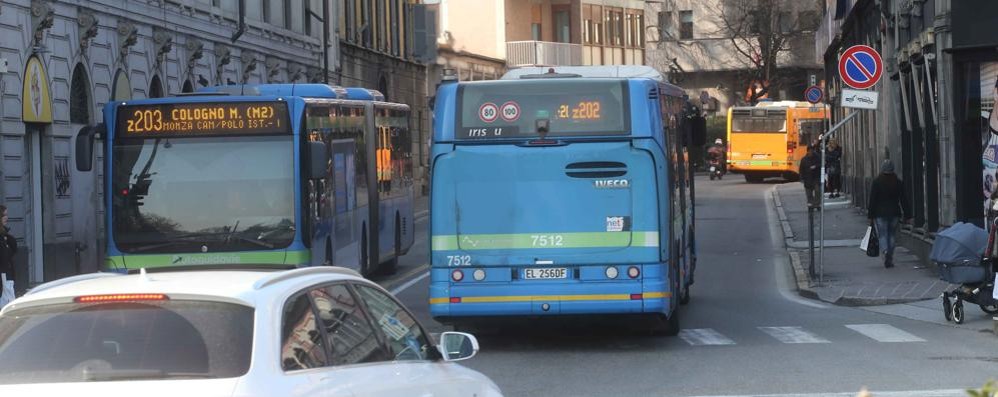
[103,250,311,269]
[430,232,659,251]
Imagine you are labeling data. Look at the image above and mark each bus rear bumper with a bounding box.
[428,276,670,321]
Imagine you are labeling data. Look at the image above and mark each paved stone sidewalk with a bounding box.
[773,183,956,306]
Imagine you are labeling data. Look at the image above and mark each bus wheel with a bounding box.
[680,282,691,305]
[382,216,401,275]
[360,229,371,277]
[744,174,762,183]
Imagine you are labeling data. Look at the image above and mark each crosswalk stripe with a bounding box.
[845,324,925,342]
[758,326,830,344]
[679,328,736,346]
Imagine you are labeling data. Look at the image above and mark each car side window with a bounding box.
[280,293,328,371]
[354,285,434,361]
[310,284,390,365]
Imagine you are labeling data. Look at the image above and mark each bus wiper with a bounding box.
[229,232,275,249]
[127,231,230,253]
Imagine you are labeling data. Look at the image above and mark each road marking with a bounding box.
[845,324,925,343]
[679,328,736,346]
[684,390,968,397]
[390,271,429,295]
[758,326,830,344]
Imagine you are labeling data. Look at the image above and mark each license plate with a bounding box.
[752,154,767,159]
[524,268,568,280]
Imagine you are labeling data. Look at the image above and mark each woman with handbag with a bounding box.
[867,160,912,268]
[0,205,16,301]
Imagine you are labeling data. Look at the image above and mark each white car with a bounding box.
[0,266,502,397]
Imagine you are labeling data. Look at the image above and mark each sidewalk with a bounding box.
[773,183,956,307]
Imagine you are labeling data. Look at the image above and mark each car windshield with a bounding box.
[111,135,295,253]
[0,301,253,384]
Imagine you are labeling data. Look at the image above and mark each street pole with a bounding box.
[819,111,860,285]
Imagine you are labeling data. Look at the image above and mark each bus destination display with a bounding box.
[117,102,290,137]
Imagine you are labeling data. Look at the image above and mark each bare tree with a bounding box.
[709,0,821,104]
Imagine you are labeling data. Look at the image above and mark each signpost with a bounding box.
[813,45,884,286]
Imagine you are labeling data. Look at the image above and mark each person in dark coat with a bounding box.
[867,160,912,268]
[826,139,843,198]
[0,205,16,287]
[799,144,822,209]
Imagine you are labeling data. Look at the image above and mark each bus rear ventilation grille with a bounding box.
[565,161,627,178]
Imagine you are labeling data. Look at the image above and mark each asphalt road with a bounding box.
[375,177,998,397]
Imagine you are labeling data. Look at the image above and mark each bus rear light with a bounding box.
[451,270,464,282]
[473,269,486,281]
[75,293,168,303]
[627,266,640,279]
[605,266,619,279]
[450,297,462,304]
[630,294,643,300]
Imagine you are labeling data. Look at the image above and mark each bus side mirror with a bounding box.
[690,116,707,147]
[76,125,96,172]
[306,141,328,179]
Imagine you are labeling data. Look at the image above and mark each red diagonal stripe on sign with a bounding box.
[847,54,875,81]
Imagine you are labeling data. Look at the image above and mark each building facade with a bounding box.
[2,0,334,288]
[337,0,436,195]
[504,0,646,68]
[645,0,822,115]
[817,0,998,236]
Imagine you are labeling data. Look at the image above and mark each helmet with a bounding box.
[715,138,723,145]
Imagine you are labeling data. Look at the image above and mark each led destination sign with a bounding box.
[116,101,290,137]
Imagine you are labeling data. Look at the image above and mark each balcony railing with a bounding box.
[506,41,582,67]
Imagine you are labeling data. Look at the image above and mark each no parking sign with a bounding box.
[838,45,883,90]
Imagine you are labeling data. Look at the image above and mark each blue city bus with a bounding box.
[75,83,414,276]
[428,66,705,334]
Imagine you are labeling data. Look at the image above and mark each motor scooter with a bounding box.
[708,158,723,180]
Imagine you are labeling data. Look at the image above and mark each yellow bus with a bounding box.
[726,101,827,183]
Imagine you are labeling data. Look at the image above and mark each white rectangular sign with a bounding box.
[840,89,879,110]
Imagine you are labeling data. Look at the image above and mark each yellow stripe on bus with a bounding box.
[429,292,671,305]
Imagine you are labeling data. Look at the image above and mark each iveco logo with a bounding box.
[594,179,630,189]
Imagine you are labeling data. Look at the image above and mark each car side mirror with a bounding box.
[306,140,328,179]
[76,125,96,172]
[690,116,707,147]
[438,331,479,362]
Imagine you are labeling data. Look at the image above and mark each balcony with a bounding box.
[506,41,582,67]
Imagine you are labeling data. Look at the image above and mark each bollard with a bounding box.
[808,207,816,279]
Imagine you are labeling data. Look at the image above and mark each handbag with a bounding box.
[866,225,880,257]
[0,273,14,308]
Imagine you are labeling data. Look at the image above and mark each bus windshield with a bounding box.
[456,79,629,139]
[111,135,295,253]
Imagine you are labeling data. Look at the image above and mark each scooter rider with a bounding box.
[707,138,726,174]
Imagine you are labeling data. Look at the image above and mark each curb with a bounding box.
[773,187,818,300]
[772,187,795,245]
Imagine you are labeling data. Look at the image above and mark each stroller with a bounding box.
[930,222,998,324]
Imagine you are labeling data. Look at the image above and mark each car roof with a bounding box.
[3,267,368,313]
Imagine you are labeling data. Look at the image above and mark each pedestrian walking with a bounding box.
[867,160,912,268]
[826,139,843,198]
[799,144,822,209]
[0,204,16,299]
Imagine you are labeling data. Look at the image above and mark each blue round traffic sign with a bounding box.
[805,86,823,104]
[838,45,883,90]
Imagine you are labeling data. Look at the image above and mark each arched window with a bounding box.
[70,63,91,124]
[182,80,194,93]
[149,75,164,98]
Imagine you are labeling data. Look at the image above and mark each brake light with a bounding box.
[74,293,168,303]
[451,270,464,282]
[630,293,643,300]
[449,297,462,304]
[627,266,641,279]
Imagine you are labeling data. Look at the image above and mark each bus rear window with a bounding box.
[731,117,787,133]
[456,80,629,140]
